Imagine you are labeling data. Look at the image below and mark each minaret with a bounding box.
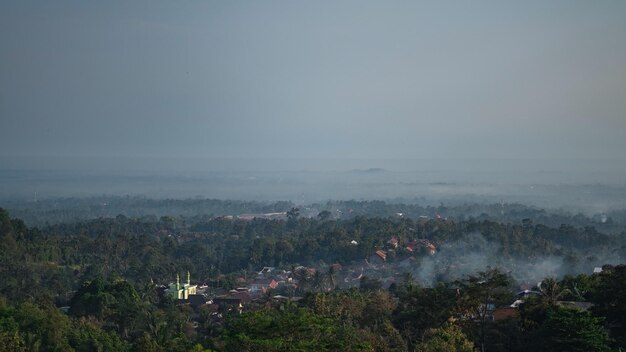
[187,271,191,286]
[176,273,180,291]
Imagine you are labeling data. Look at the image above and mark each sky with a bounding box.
[1,1,626,160]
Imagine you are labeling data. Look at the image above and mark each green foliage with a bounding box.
[304,290,406,351]
[307,289,396,327]
[222,307,373,352]
[417,323,477,352]
[0,299,129,352]
[591,264,626,348]
[537,277,571,307]
[540,308,611,352]
[0,206,624,352]
[69,277,143,340]
[0,330,26,352]
[133,332,164,352]
[456,268,514,352]
[1,204,622,305]
[318,210,332,221]
[69,277,140,317]
[458,268,514,311]
[560,273,598,301]
[394,282,458,351]
[68,320,131,352]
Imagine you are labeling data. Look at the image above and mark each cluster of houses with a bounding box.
[154,236,441,319]
[155,234,600,328]
[366,237,437,269]
[157,268,301,317]
[158,269,596,329]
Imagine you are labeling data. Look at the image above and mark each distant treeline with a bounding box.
[4,196,626,233]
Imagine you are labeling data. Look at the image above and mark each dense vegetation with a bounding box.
[0,201,625,351]
[6,196,626,233]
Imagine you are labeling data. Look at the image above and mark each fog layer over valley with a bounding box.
[3,156,626,214]
[3,1,626,350]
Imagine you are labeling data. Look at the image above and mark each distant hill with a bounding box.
[348,168,387,174]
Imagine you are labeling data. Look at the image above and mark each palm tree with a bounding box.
[327,266,337,291]
[538,277,571,306]
[312,270,327,292]
[23,332,41,352]
[292,266,310,294]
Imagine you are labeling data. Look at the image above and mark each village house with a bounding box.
[258,267,275,275]
[213,291,252,314]
[493,307,519,321]
[406,239,437,255]
[250,278,278,293]
[387,237,399,249]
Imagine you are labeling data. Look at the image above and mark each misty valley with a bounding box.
[3,0,626,351]
[0,197,625,351]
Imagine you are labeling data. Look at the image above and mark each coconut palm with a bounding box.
[538,277,571,307]
[327,266,337,291]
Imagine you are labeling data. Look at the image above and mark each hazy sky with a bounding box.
[1,1,625,160]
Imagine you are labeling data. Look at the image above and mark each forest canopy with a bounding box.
[0,200,625,351]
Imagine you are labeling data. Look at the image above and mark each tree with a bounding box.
[456,268,514,352]
[537,277,570,307]
[286,208,300,229]
[134,332,164,352]
[560,273,597,301]
[361,290,397,326]
[222,307,372,352]
[393,283,457,351]
[591,264,626,348]
[0,331,26,352]
[275,240,294,266]
[292,266,311,294]
[69,277,142,338]
[286,208,300,221]
[539,308,611,352]
[359,276,382,291]
[68,320,131,352]
[326,265,337,291]
[311,270,326,292]
[417,323,477,352]
[318,211,331,221]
